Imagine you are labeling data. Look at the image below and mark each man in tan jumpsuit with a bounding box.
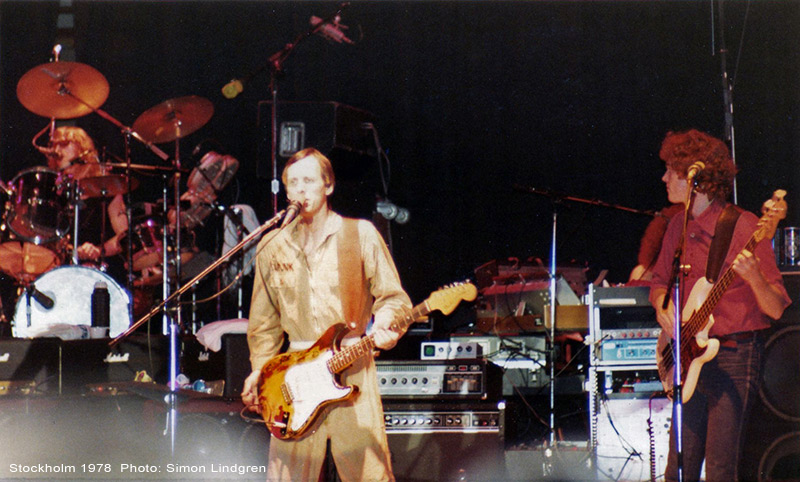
[242,147,412,481]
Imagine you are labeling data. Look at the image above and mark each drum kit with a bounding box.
[0,58,238,338]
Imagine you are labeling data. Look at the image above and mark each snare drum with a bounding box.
[6,167,71,245]
[12,266,131,338]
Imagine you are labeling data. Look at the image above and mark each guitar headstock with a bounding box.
[426,282,478,316]
[756,189,788,242]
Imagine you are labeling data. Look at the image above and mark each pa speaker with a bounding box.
[256,101,376,179]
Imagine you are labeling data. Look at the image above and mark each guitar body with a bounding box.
[256,282,478,440]
[258,323,357,440]
[656,277,721,403]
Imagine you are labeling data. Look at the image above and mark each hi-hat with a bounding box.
[17,61,109,119]
[132,96,214,144]
[79,175,139,198]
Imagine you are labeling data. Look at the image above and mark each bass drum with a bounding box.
[12,266,131,338]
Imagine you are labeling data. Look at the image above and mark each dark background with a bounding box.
[1,0,799,308]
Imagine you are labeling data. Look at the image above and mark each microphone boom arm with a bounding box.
[109,206,290,346]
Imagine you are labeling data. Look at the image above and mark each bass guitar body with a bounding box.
[656,277,720,403]
[258,324,357,440]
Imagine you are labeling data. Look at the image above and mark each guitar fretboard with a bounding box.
[327,302,429,374]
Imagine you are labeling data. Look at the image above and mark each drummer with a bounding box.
[44,126,127,264]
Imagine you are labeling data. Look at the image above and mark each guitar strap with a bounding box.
[705,204,743,283]
[338,217,367,333]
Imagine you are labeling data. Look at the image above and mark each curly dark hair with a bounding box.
[659,129,737,202]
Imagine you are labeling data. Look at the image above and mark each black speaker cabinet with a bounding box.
[0,337,60,394]
[60,334,171,393]
[182,333,250,399]
[256,101,376,179]
[739,324,800,481]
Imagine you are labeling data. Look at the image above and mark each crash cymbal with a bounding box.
[132,96,214,144]
[79,174,139,198]
[17,62,109,119]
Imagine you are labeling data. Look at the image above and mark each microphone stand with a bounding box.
[663,180,698,482]
[224,3,350,215]
[109,206,292,347]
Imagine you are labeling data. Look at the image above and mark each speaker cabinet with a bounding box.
[0,337,60,394]
[595,396,672,481]
[384,402,506,482]
[739,324,800,481]
[60,335,171,392]
[256,101,376,179]
[182,333,250,399]
[387,430,505,482]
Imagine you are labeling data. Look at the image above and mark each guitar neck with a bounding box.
[327,302,431,374]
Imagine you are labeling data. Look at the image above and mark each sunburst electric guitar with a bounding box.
[257,282,478,440]
[656,190,787,403]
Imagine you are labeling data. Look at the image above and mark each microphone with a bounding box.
[30,287,54,310]
[281,201,302,228]
[310,15,354,45]
[221,79,244,99]
[35,144,58,158]
[686,161,706,181]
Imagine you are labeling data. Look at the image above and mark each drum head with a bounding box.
[12,266,131,338]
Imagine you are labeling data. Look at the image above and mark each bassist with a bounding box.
[648,129,790,482]
[241,148,412,481]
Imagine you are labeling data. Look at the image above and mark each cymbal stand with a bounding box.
[70,179,82,265]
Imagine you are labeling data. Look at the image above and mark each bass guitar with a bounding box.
[257,282,478,440]
[656,190,786,402]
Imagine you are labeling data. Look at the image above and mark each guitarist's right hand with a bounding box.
[242,370,262,414]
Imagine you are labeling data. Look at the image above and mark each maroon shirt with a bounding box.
[649,200,790,336]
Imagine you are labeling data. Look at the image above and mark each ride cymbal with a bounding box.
[132,96,214,144]
[17,61,109,119]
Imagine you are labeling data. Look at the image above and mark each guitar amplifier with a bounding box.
[383,401,507,482]
[376,359,501,401]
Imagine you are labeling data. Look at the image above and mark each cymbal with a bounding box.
[132,96,214,144]
[17,61,109,119]
[79,174,139,198]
